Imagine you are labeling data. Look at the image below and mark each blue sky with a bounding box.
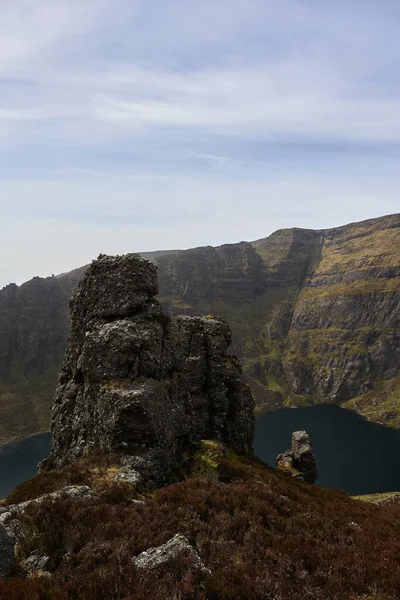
[1,0,400,287]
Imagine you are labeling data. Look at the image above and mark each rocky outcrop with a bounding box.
[276,430,318,484]
[0,486,95,522]
[132,534,210,579]
[0,485,95,543]
[0,485,96,578]
[43,254,254,484]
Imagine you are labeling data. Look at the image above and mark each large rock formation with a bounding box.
[1,213,400,445]
[276,430,318,484]
[43,254,254,484]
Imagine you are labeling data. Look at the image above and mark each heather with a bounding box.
[2,454,400,600]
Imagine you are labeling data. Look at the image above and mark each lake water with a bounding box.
[255,404,400,495]
[0,433,51,499]
[2,405,400,498]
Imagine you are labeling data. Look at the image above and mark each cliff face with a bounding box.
[155,215,400,427]
[44,254,254,483]
[283,215,400,425]
[155,242,265,306]
[0,214,399,445]
[0,266,87,445]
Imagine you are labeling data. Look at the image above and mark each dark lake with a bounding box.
[255,404,400,495]
[2,405,400,498]
[0,433,51,499]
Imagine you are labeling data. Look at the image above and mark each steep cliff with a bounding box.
[155,215,400,427]
[283,215,400,425]
[0,214,399,444]
[43,254,254,483]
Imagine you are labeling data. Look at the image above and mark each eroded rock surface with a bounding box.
[0,523,17,577]
[21,551,50,574]
[0,485,96,553]
[43,254,254,484]
[276,430,318,484]
[132,534,210,578]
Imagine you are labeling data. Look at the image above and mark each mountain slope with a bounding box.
[0,214,399,444]
[155,214,400,426]
[2,451,400,599]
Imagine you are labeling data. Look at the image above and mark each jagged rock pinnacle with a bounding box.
[42,254,255,485]
[276,430,318,484]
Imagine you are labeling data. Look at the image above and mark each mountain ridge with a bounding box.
[1,213,399,445]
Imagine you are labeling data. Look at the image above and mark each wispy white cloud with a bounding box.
[0,1,399,145]
[89,63,400,142]
[0,1,110,68]
[0,0,400,286]
[2,56,400,148]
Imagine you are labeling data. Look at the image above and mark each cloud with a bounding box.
[2,55,400,151]
[0,1,400,146]
[188,153,232,169]
[0,0,400,286]
[89,64,400,142]
[0,1,109,68]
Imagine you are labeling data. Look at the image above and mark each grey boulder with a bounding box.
[21,550,50,573]
[276,430,318,484]
[132,534,210,578]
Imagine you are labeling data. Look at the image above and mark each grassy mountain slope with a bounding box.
[0,214,399,444]
[283,215,400,425]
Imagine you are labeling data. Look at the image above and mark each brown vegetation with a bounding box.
[5,454,125,506]
[2,454,400,599]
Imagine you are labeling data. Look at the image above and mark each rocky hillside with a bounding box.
[2,249,400,599]
[0,214,399,444]
[0,268,84,444]
[2,447,400,599]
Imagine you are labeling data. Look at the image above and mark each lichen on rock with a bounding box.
[132,534,210,579]
[42,254,255,486]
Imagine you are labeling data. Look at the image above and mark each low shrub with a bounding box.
[6,454,122,505]
[4,455,400,599]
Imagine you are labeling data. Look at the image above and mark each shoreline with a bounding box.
[1,401,398,450]
[0,430,50,451]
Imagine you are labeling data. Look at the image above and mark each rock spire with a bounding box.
[276,430,318,484]
[43,254,254,485]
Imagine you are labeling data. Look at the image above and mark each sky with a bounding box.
[1,0,400,288]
